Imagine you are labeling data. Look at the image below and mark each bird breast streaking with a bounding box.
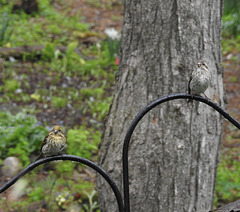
[188,61,211,99]
[35,125,67,161]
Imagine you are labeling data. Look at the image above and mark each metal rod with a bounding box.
[0,155,124,212]
[122,93,240,212]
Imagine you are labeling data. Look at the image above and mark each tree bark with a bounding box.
[96,0,224,212]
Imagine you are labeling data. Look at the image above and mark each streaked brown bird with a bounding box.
[188,61,211,99]
[35,125,67,161]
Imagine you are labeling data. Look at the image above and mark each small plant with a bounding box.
[27,186,45,201]
[41,43,57,61]
[0,110,48,165]
[51,96,67,109]
[0,12,14,46]
[104,27,120,61]
[3,79,20,92]
[230,76,238,82]
[83,190,100,212]
[67,126,101,160]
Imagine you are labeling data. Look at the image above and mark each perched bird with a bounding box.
[188,61,211,99]
[35,125,67,161]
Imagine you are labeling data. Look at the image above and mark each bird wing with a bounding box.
[40,133,50,151]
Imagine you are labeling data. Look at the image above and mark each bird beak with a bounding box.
[202,63,208,69]
[54,130,58,134]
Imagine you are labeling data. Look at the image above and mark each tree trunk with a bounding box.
[96,0,224,212]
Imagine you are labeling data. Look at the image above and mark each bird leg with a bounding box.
[203,93,210,100]
[187,93,194,103]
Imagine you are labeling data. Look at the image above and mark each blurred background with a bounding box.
[0,0,239,211]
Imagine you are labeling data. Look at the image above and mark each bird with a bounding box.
[188,61,211,99]
[35,125,67,161]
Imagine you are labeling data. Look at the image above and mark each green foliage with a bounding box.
[61,42,86,75]
[230,76,238,82]
[24,172,62,210]
[51,96,67,109]
[80,87,104,99]
[67,127,101,160]
[0,12,14,46]
[0,110,48,165]
[24,171,99,211]
[0,76,26,102]
[224,0,240,16]
[222,14,240,37]
[215,149,240,205]
[223,0,240,37]
[86,0,101,8]
[27,186,45,201]
[83,190,100,212]
[3,79,20,92]
[39,0,89,31]
[222,38,240,54]
[105,37,120,61]
[55,161,76,175]
[43,42,87,75]
[87,97,112,121]
[4,0,89,47]
[67,178,99,211]
[41,43,57,61]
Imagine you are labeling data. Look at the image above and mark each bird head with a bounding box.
[52,125,63,135]
[197,61,208,70]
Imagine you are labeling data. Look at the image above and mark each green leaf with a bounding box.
[66,41,78,55]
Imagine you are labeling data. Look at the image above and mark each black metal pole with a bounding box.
[0,155,124,212]
[122,93,240,212]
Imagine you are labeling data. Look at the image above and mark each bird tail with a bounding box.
[187,80,193,103]
[187,98,193,103]
[187,90,193,103]
[35,153,44,161]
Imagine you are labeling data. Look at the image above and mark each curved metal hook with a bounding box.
[0,155,124,212]
[122,93,240,212]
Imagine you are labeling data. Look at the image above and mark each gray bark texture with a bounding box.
[96,0,224,212]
